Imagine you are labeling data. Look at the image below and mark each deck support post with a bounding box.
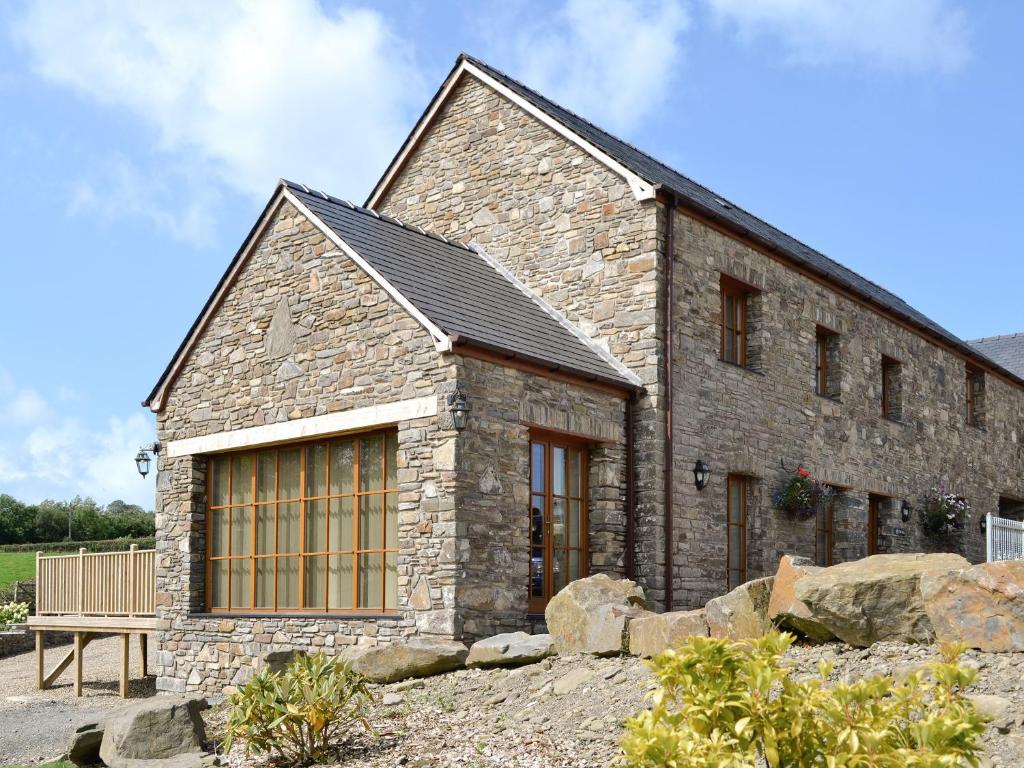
[138,632,148,677]
[73,631,84,697]
[120,632,130,698]
[35,630,44,690]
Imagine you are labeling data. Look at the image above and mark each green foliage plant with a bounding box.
[620,632,988,768]
[0,601,29,630]
[223,651,374,765]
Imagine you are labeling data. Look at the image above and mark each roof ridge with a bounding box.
[459,54,920,315]
[281,179,475,252]
[970,332,1024,343]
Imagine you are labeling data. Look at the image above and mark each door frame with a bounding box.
[527,429,590,614]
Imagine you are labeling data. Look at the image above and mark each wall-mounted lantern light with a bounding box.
[979,514,987,535]
[901,500,912,523]
[135,442,161,479]
[446,390,471,431]
[693,459,711,491]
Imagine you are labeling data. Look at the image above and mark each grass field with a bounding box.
[0,551,40,589]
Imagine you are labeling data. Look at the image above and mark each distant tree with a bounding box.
[0,495,36,544]
[0,494,155,544]
[34,500,70,542]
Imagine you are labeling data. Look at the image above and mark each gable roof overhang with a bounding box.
[367,53,1024,393]
[144,180,639,412]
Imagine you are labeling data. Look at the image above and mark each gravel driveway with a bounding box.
[0,634,156,765]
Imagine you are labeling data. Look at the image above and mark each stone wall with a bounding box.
[668,208,1024,607]
[154,200,461,693]
[376,73,669,606]
[452,355,627,639]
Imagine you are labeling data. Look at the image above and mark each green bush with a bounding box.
[0,537,155,553]
[0,601,29,630]
[223,651,374,765]
[620,632,987,768]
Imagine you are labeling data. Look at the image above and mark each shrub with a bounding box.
[223,651,374,765]
[0,601,29,630]
[620,632,987,768]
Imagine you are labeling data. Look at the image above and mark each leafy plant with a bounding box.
[620,632,987,768]
[223,651,374,765]
[0,601,29,630]
[920,487,971,538]
[772,465,835,520]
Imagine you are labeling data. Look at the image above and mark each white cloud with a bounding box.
[506,0,691,134]
[706,0,970,72]
[13,0,426,217]
[7,389,48,424]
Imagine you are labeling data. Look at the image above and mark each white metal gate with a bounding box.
[986,513,1024,562]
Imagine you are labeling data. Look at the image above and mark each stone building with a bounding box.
[145,54,1024,692]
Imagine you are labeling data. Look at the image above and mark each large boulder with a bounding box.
[345,638,469,683]
[921,560,1024,652]
[706,577,774,640]
[628,608,708,657]
[99,695,209,768]
[68,721,103,767]
[794,553,969,647]
[768,555,835,642]
[544,573,648,655]
[466,632,556,668]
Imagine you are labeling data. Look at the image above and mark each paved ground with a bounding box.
[0,634,156,765]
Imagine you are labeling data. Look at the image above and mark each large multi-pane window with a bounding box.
[206,430,398,613]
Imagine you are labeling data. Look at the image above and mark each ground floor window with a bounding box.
[206,429,398,613]
[727,475,748,589]
[529,431,588,613]
[815,501,834,567]
[867,495,884,555]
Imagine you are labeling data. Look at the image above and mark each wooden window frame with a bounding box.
[720,276,748,367]
[726,475,748,589]
[205,428,399,616]
[815,326,838,398]
[527,430,589,614]
[867,495,882,556]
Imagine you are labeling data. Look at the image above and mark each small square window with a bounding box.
[815,326,840,399]
[881,356,902,421]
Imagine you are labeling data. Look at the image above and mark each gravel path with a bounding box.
[0,634,156,765]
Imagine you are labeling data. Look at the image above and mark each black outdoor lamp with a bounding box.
[693,459,711,491]
[901,500,912,522]
[135,442,161,479]
[446,390,471,431]
[979,515,987,534]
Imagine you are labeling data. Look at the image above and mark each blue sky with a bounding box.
[0,0,1021,509]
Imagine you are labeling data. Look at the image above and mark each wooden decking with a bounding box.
[29,546,157,697]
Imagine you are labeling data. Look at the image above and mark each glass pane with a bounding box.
[385,432,398,489]
[531,497,545,547]
[329,439,355,497]
[210,509,228,557]
[329,554,354,610]
[359,495,384,550]
[729,525,743,570]
[278,501,300,554]
[569,449,582,497]
[724,331,736,362]
[231,455,253,505]
[531,443,544,493]
[359,435,384,492]
[384,551,398,610]
[256,505,275,555]
[553,549,567,594]
[728,479,744,523]
[553,498,566,547]
[277,556,299,609]
[279,448,301,499]
[530,549,544,598]
[230,559,250,610]
[569,500,581,547]
[306,443,328,497]
[359,553,383,609]
[729,568,742,590]
[230,507,251,555]
[329,496,354,552]
[553,447,566,496]
[210,456,229,507]
[304,555,326,609]
[255,558,274,609]
[256,451,276,502]
[569,549,581,582]
[210,560,227,609]
[725,295,735,328]
[305,499,328,553]
[386,493,398,549]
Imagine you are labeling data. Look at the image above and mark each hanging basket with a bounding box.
[919,488,970,538]
[772,465,836,521]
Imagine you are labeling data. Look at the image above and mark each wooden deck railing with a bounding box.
[36,545,156,617]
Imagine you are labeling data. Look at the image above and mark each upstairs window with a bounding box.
[815,326,840,399]
[966,366,986,428]
[720,276,749,366]
[881,356,903,421]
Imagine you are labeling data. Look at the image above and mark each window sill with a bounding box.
[192,611,403,620]
[717,359,764,376]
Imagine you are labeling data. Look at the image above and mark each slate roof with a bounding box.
[969,334,1024,379]
[432,54,1022,387]
[284,182,638,389]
